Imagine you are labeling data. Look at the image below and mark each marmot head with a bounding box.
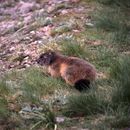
[37,51,56,66]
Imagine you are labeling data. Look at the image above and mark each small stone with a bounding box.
[37,40,43,44]
[47,5,55,13]
[60,10,68,15]
[56,117,65,123]
[24,64,30,67]
[9,47,15,51]
[30,31,35,35]
[93,40,102,45]
[17,1,39,14]
[73,29,80,33]
[85,22,94,27]
[19,104,43,119]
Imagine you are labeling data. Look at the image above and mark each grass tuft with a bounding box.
[30,106,56,130]
[0,98,9,119]
[0,80,10,119]
[93,0,130,46]
[21,67,67,103]
[64,89,109,117]
[94,8,124,32]
[110,56,130,105]
[60,39,90,59]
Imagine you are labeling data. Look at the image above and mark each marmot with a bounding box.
[36,50,96,92]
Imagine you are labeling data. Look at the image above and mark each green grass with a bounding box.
[51,24,73,36]
[94,8,123,32]
[19,67,68,103]
[93,0,130,46]
[0,80,10,97]
[64,88,109,117]
[97,0,130,7]
[0,80,10,121]
[63,55,130,129]
[30,106,56,130]
[60,39,91,59]
[0,68,64,129]
[0,67,69,104]
[91,45,117,70]
[0,0,130,129]
[110,27,130,45]
[0,98,9,119]
[109,106,130,128]
[110,56,130,105]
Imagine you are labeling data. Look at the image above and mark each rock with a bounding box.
[70,0,81,3]
[60,9,68,15]
[30,31,35,35]
[47,4,56,13]
[16,1,40,14]
[0,20,17,35]
[56,116,65,123]
[23,14,33,24]
[37,40,43,44]
[19,104,43,119]
[9,47,15,52]
[38,25,54,36]
[85,22,94,27]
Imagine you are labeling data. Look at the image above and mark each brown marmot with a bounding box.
[36,50,96,91]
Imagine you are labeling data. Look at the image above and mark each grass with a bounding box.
[0,68,66,129]
[0,98,9,119]
[94,8,122,32]
[60,39,91,59]
[97,0,130,7]
[0,0,130,129]
[30,106,56,130]
[0,80,10,119]
[63,55,130,129]
[93,0,130,46]
[91,45,117,71]
[50,24,73,36]
[64,91,109,117]
[17,67,68,104]
[110,56,130,105]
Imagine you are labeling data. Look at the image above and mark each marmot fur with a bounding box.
[37,50,96,91]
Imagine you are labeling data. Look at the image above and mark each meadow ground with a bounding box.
[0,0,130,130]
